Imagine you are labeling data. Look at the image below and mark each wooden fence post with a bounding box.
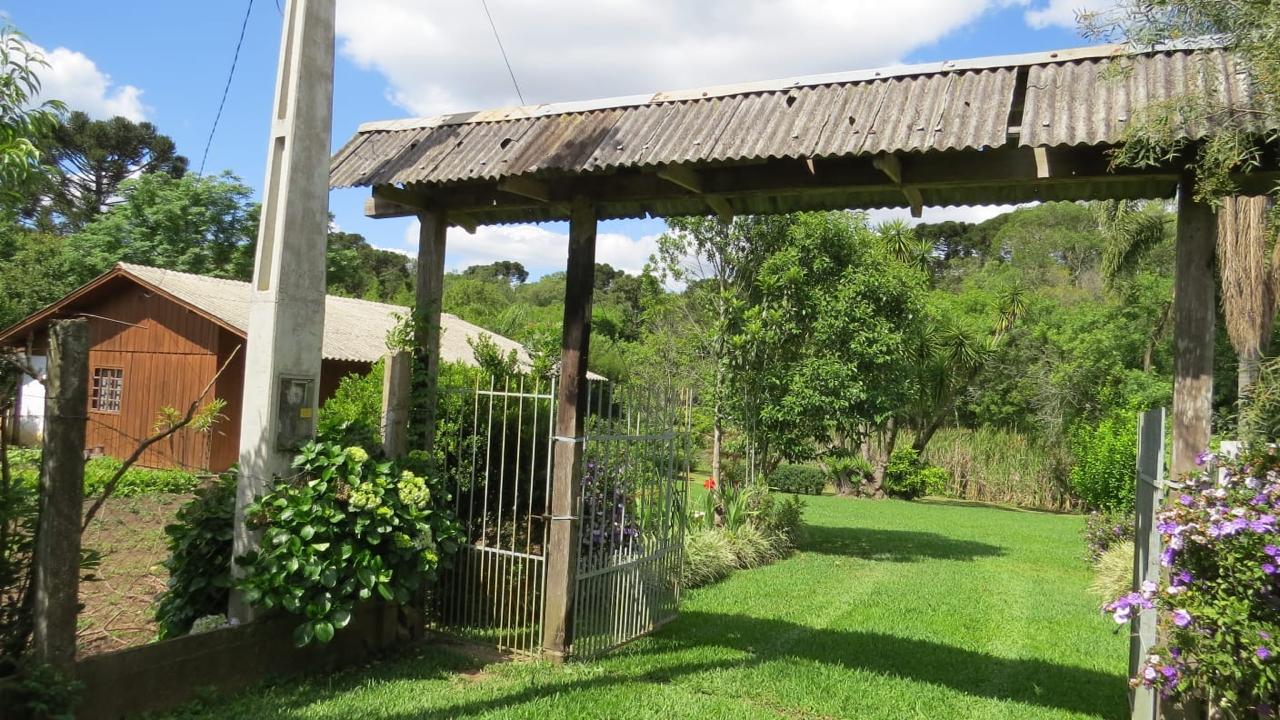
[33,318,89,670]
[542,197,597,659]
[1132,407,1166,720]
[381,351,411,459]
[415,210,447,456]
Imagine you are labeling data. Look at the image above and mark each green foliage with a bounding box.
[881,448,947,501]
[317,362,384,450]
[920,428,1072,511]
[1084,509,1135,563]
[0,24,64,216]
[67,171,257,280]
[6,660,82,720]
[1241,355,1280,443]
[1069,410,1138,512]
[235,442,461,646]
[325,231,413,303]
[6,450,200,497]
[154,475,235,639]
[766,464,825,495]
[0,468,37,663]
[683,483,806,588]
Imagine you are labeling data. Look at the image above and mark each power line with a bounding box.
[199,0,255,175]
[479,0,525,105]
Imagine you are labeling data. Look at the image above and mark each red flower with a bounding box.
[703,476,716,490]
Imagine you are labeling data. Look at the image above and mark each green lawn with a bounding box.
[168,495,1128,719]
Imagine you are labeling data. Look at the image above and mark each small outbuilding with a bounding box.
[0,262,539,472]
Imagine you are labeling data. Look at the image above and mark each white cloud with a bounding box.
[404,221,660,278]
[1023,0,1118,30]
[33,44,147,121]
[337,0,1025,117]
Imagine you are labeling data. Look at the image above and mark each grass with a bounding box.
[919,428,1074,512]
[163,495,1126,720]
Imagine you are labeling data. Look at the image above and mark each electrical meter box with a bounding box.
[276,375,316,451]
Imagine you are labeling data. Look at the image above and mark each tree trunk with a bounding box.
[866,417,898,499]
[912,414,943,456]
[1239,348,1262,409]
[711,395,723,484]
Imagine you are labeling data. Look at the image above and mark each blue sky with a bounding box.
[5,0,1105,279]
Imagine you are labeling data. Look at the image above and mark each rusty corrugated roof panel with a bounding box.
[1020,48,1271,147]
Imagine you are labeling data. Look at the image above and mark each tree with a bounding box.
[0,25,63,217]
[325,230,413,302]
[462,260,528,286]
[657,215,793,483]
[67,171,257,279]
[745,213,925,495]
[25,111,187,231]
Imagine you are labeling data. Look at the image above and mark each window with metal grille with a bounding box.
[90,367,123,413]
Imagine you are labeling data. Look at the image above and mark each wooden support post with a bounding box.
[380,350,411,459]
[415,211,448,455]
[542,196,597,659]
[1172,175,1216,478]
[33,318,88,670]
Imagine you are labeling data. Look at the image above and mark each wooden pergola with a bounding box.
[331,40,1279,657]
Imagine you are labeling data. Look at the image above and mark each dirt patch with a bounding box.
[78,493,188,657]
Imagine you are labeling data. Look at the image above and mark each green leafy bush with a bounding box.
[755,492,807,551]
[1088,543,1134,605]
[1083,509,1135,562]
[236,442,461,646]
[7,450,200,497]
[767,464,825,495]
[1069,411,1137,512]
[317,361,383,450]
[682,486,806,588]
[154,475,235,639]
[882,448,947,500]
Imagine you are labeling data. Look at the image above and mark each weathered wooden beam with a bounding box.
[365,195,417,219]
[380,350,411,459]
[542,196,597,660]
[415,211,448,456]
[656,164,734,221]
[1171,175,1216,478]
[33,318,88,671]
[498,176,553,203]
[873,153,923,217]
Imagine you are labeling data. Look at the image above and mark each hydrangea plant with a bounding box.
[236,442,461,646]
[1105,447,1280,714]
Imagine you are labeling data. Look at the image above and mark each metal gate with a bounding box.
[431,373,688,658]
[571,382,688,657]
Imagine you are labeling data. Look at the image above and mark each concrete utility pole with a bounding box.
[231,0,335,622]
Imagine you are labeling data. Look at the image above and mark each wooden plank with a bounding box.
[380,350,411,459]
[1172,175,1216,478]
[415,211,448,455]
[1131,407,1165,720]
[542,196,597,660]
[497,176,553,203]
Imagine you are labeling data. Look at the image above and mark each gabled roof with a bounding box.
[0,263,551,371]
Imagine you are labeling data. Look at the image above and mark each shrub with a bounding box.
[236,442,461,646]
[755,492,807,551]
[1083,509,1135,562]
[1103,446,1280,713]
[83,457,200,497]
[1069,411,1137,512]
[682,527,736,588]
[317,361,383,450]
[882,448,947,500]
[1089,543,1134,605]
[767,464,825,495]
[154,475,235,639]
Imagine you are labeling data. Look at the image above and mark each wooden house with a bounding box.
[0,262,541,472]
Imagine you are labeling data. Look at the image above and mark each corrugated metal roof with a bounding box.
[117,263,584,374]
[332,41,1270,194]
[1020,47,1267,147]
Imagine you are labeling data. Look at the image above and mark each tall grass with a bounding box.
[918,428,1076,512]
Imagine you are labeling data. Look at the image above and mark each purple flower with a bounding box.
[1265,563,1278,575]
[1179,494,1194,507]
[1258,646,1272,661]
[1267,545,1280,557]
[1171,609,1193,627]
[1161,547,1178,567]
[1196,450,1211,466]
